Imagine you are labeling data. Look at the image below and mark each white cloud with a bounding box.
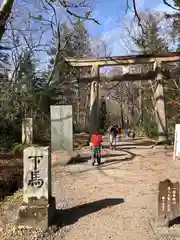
[97,0,178,57]
[90,13,140,57]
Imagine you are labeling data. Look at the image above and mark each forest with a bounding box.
[0,0,179,152]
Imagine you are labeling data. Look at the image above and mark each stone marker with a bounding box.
[17,146,55,229]
[22,118,33,144]
[51,105,73,151]
[158,179,179,226]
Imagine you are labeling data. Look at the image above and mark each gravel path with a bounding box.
[1,138,180,240]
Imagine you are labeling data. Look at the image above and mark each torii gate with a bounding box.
[65,52,180,144]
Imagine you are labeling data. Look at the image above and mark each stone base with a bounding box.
[17,196,56,230]
[149,217,180,237]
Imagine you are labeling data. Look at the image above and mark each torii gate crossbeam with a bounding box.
[65,52,180,144]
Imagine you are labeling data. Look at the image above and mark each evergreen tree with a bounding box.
[133,12,169,54]
[16,51,36,87]
[47,20,92,100]
[131,11,179,139]
[48,20,91,79]
[165,0,180,52]
[13,51,38,118]
[129,11,170,138]
[0,50,9,82]
[47,20,92,130]
[71,19,91,57]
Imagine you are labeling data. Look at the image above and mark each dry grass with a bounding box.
[73,133,89,150]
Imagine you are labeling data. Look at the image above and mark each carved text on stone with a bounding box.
[28,155,44,188]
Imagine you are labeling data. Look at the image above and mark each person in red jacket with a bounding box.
[90,131,102,166]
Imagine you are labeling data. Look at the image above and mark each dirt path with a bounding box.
[54,140,176,240]
[1,137,180,240]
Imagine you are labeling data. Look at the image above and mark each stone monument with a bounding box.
[22,118,33,144]
[51,105,73,151]
[17,146,55,229]
[149,179,180,237]
[158,179,179,226]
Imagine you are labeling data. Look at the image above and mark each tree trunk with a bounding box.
[0,0,14,41]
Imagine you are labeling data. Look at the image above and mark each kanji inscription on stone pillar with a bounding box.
[23,146,51,203]
[158,179,179,221]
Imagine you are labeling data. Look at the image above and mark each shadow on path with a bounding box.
[78,152,127,164]
[51,198,124,228]
[64,148,144,181]
[100,153,129,165]
[115,139,155,148]
[168,216,180,227]
[97,149,144,181]
[67,151,135,175]
[99,150,136,168]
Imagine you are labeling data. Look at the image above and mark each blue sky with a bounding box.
[84,0,175,56]
[86,0,175,36]
[0,0,176,71]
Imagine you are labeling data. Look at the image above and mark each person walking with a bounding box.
[108,125,118,150]
[129,128,135,139]
[125,128,129,138]
[90,131,102,166]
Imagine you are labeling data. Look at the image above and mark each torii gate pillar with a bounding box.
[154,61,168,144]
[89,65,100,141]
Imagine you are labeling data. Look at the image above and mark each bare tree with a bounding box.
[0,0,178,43]
[0,0,99,43]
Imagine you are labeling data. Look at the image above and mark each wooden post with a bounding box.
[89,65,99,141]
[154,61,168,144]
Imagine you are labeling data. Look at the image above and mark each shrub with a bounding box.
[12,143,31,155]
[135,112,157,139]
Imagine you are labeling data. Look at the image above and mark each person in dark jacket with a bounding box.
[108,125,118,150]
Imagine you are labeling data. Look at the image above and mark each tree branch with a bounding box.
[162,0,179,10]
[58,0,100,24]
[132,0,145,33]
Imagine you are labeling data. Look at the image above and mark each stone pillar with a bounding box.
[99,96,107,131]
[89,65,100,140]
[17,146,55,229]
[22,118,33,144]
[154,61,168,144]
[139,80,143,124]
[50,105,73,151]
